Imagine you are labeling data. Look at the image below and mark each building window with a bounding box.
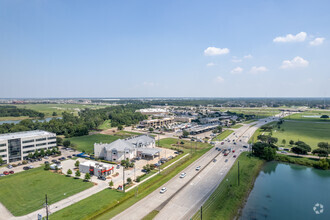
[0,149,7,153]
[36,138,47,142]
[0,143,6,147]
[36,143,46,146]
[22,139,34,144]
[48,141,56,145]
[23,145,35,149]
[47,136,56,140]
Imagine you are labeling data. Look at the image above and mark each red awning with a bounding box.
[101,166,114,173]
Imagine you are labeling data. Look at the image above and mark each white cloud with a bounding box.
[215,76,224,83]
[273,32,307,43]
[206,62,216,67]
[243,54,253,59]
[309,37,325,46]
[231,67,243,74]
[231,58,242,63]
[250,66,268,74]
[280,56,309,69]
[204,47,229,56]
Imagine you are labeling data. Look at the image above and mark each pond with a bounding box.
[240,162,330,220]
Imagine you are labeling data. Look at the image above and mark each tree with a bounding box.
[315,158,329,170]
[46,149,51,156]
[182,130,189,138]
[149,127,154,132]
[289,140,294,145]
[291,146,308,155]
[0,157,3,165]
[44,163,50,170]
[109,180,114,188]
[67,169,72,176]
[84,173,91,181]
[75,160,80,168]
[320,115,329,120]
[318,142,329,149]
[263,147,276,161]
[52,112,58,116]
[55,166,59,173]
[117,125,123,130]
[63,140,71,148]
[28,153,33,159]
[75,170,81,178]
[127,177,132,184]
[281,139,286,145]
[312,148,328,157]
[56,137,63,146]
[52,148,57,155]
[40,149,45,157]
[33,149,39,158]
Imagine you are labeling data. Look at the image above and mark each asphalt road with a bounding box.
[112,114,285,220]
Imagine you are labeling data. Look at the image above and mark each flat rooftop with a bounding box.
[0,130,56,141]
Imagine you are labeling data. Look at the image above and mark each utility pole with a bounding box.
[45,194,49,220]
[200,206,203,220]
[134,165,136,181]
[158,135,160,147]
[238,161,240,186]
[123,168,125,193]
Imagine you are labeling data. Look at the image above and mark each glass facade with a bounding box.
[8,138,22,162]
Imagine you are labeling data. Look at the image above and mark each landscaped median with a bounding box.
[50,140,212,220]
[191,152,265,220]
[0,166,93,216]
[212,130,234,142]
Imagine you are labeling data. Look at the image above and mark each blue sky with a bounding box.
[0,0,329,98]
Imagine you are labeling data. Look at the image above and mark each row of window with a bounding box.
[0,149,7,153]
[22,136,56,144]
[1,154,6,158]
[22,139,34,144]
[23,147,54,154]
[36,138,47,142]
[0,143,6,147]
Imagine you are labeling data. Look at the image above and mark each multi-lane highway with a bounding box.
[112,114,284,220]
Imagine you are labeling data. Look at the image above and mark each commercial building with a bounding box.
[0,130,57,163]
[79,161,114,177]
[137,108,169,115]
[94,135,161,162]
[139,117,174,128]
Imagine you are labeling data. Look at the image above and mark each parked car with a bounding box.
[28,165,34,169]
[7,165,13,169]
[221,142,224,145]
[160,187,167,193]
[195,166,201,171]
[61,157,66,160]
[243,145,248,148]
[67,156,72,159]
[0,174,4,177]
[51,159,57,163]
[23,166,30,170]
[44,161,49,164]
[3,171,9,175]
[98,176,106,181]
[44,156,49,159]
[215,147,219,150]
[9,171,14,174]
[180,172,186,178]
[38,158,42,161]
[213,159,217,162]
[232,150,235,153]
[225,159,228,162]
[233,155,237,158]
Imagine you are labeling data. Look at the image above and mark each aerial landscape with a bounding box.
[0,1,329,220]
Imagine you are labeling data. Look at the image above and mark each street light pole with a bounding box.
[123,168,125,193]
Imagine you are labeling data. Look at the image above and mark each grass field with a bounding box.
[0,167,93,216]
[50,143,212,220]
[231,124,243,129]
[212,130,234,141]
[271,121,330,149]
[192,152,264,220]
[67,132,141,154]
[0,116,31,121]
[97,120,112,130]
[284,111,330,122]
[216,108,280,118]
[1,104,109,117]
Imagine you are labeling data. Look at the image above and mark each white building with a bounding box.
[79,161,114,177]
[94,135,161,162]
[0,130,57,163]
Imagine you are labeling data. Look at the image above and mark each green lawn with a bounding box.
[218,108,280,118]
[231,124,243,129]
[97,120,112,130]
[67,132,142,154]
[271,121,330,149]
[0,167,93,216]
[284,111,330,122]
[212,130,234,141]
[0,116,31,122]
[142,210,159,220]
[50,145,212,220]
[192,152,264,220]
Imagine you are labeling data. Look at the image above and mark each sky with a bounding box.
[0,0,329,98]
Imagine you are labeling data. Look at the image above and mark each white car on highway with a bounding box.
[160,187,167,193]
[180,172,186,178]
[195,166,201,171]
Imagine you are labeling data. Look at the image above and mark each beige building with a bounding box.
[139,117,174,128]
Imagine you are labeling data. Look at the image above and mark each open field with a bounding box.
[67,132,142,154]
[214,108,281,118]
[284,111,330,122]
[0,167,93,216]
[0,116,30,121]
[212,130,234,141]
[272,121,330,149]
[1,104,109,117]
[192,152,264,220]
[50,145,212,220]
[97,119,112,130]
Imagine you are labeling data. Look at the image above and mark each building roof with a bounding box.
[104,139,135,151]
[0,130,56,141]
[80,161,112,168]
[125,135,155,146]
[138,147,162,156]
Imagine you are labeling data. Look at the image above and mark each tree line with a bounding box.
[0,104,148,137]
[0,105,45,118]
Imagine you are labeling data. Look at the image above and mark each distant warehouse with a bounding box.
[0,130,57,163]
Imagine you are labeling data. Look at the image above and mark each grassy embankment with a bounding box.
[66,131,142,154]
[212,130,234,141]
[192,152,264,220]
[285,111,330,122]
[231,124,243,129]
[50,139,212,220]
[219,108,281,118]
[0,167,93,216]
